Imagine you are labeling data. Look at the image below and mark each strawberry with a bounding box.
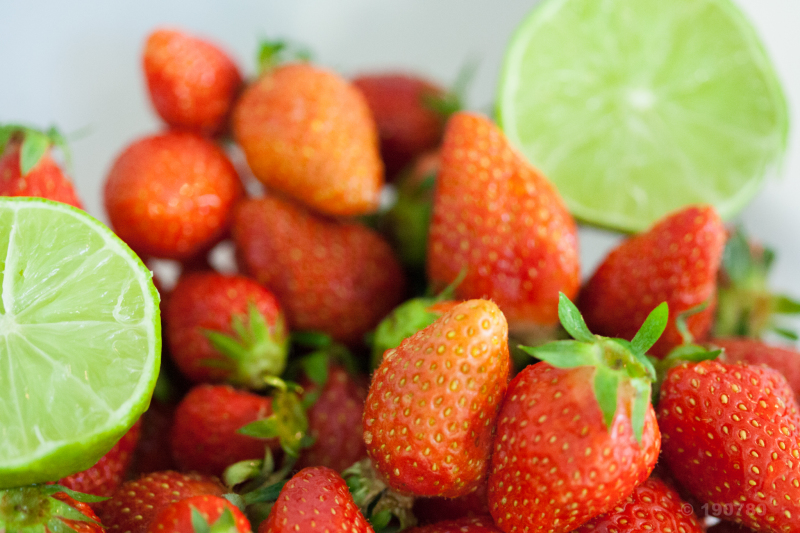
[130,397,178,475]
[573,476,704,532]
[352,73,449,179]
[578,204,726,358]
[232,195,406,345]
[59,418,142,497]
[143,28,243,137]
[0,486,106,533]
[94,471,226,533]
[165,272,289,389]
[363,299,511,498]
[405,515,502,533]
[145,495,250,533]
[104,131,244,261]
[487,294,664,533]
[170,384,278,477]
[0,126,83,208]
[658,359,800,533]
[257,466,373,533]
[233,62,383,217]
[426,112,580,338]
[713,337,800,400]
[412,483,490,525]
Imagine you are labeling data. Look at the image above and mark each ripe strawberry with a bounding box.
[405,515,502,533]
[258,466,373,533]
[713,337,800,399]
[232,195,406,345]
[487,294,664,533]
[352,73,448,179]
[659,360,800,532]
[0,127,83,208]
[363,299,511,498]
[0,487,106,533]
[94,471,226,533]
[426,112,580,337]
[143,28,243,137]
[146,495,251,533]
[573,476,704,532]
[170,384,278,477]
[165,272,289,389]
[233,62,383,217]
[578,204,726,358]
[104,131,244,261]
[59,418,142,497]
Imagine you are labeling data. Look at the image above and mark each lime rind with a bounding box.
[0,197,161,488]
[498,0,789,233]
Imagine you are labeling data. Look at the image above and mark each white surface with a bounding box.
[1,0,798,338]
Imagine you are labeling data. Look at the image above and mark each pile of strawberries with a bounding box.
[2,25,800,533]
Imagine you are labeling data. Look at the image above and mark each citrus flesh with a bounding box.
[0,197,160,488]
[498,0,789,233]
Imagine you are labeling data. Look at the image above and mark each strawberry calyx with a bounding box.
[0,484,106,533]
[256,40,312,75]
[421,60,476,120]
[202,302,289,390]
[342,458,417,533]
[714,226,800,341]
[521,293,667,443]
[189,506,240,533]
[222,448,291,531]
[0,124,70,177]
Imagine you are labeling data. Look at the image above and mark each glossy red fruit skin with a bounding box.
[406,515,503,533]
[170,384,278,477]
[52,492,106,533]
[352,73,446,180]
[578,204,726,358]
[426,112,580,333]
[232,195,406,345]
[573,476,704,532]
[0,143,83,208]
[104,131,244,261]
[94,471,225,533]
[488,363,660,533]
[233,62,383,217]
[165,271,286,385]
[713,337,800,400]
[258,466,374,533]
[143,28,242,137]
[363,299,511,498]
[59,419,142,497]
[297,365,368,472]
[658,360,800,533]
[145,494,251,533]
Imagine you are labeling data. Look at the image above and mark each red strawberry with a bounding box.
[59,418,142,497]
[233,62,383,217]
[146,495,251,533]
[0,487,106,533]
[352,73,448,179]
[578,204,726,358]
[658,359,800,532]
[573,476,704,532]
[131,397,178,475]
[405,515,502,533]
[0,127,83,208]
[258,466,373,533]
[426,112,580,337]
[104,131,244,261]
[170,384,278,477]
[363,299,511,498]
[143,28,243,137]
[232,195,406,345]
[165,272,289,389]
[713,337,800,400]
[94,471,226,533]
[487,294,663,533]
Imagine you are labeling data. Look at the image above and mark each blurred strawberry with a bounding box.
[143,28,243,137]
[145,494,251,533]
[712,336,800,400]
[406,516,502,533]
[104,131,244,261]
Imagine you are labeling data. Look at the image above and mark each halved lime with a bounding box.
[0,197,160,488]
[497,0,789,232]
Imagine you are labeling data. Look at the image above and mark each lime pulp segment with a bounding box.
[0,197,160,488]
[498,0,789,232]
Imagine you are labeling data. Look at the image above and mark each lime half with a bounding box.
[498,0,789,232]
[0,197,160,488]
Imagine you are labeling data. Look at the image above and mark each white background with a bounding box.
[1,0,798,338]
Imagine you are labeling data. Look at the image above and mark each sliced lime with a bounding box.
[0,197,160,488]
[498,0,789,232]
